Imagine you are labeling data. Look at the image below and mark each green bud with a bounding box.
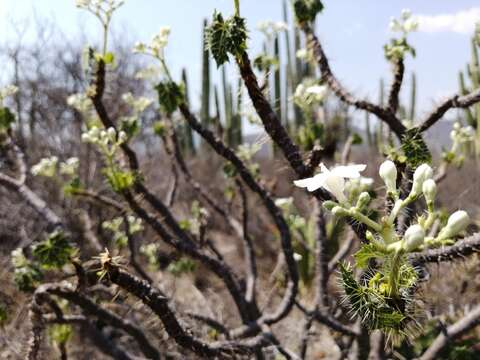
[332,206,349,217]
[322,200,338,211]
[356,192,371,209]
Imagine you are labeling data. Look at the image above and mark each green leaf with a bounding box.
[167,257,196,276]
[153,121,167,137]
[63,177,82,196]
[292,0,324,24]
[103,52,115,65]
[32,231,75,270]
[352,133,363,145]
[120,116,140,139]
[205,11,248,67]
[103,168,136,192]
[0,107,15,132]
[155,81,184,115]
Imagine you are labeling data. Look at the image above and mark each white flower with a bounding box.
[389,9,418,34]
[122,92,152,114]
[437,210,470,240]
[275,197,293,209]
[403,224,425,251]
[294,82,328,108]
[305,85,328,101]
[133,27,171,60]
[257,20,288,38]
[293,253,303,261]
[67,93,93,114]
[411,164,433,197]
[403,18,418,32]
[31,156,58,177]
[294,163,366,203]
[401,9,412,20]
[296,49,308,59]
[60,157,80,176]
[379,160,397,194]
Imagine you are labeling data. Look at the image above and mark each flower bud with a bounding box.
[379,160,397,194]
[403,224,425,251]
[332,206,349,217]
[411,164,433,197]
[107,127,117,141]
[356,192,371,209]
[437,210,470,240]
[118,131,128,143]
[422,179,437,205]
[81,133,91,143]
[322,200,337,211]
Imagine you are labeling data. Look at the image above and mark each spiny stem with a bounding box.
[388,251,402,298]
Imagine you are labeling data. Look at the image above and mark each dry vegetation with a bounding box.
[2,1,480,359]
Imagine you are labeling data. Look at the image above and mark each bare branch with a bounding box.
[409,232,480,264]
[419,304,480,360]
[418,88,480,133]
[387,58,405,114]
[105,263,268,358]
[235,179,257,305]
[32,282,161,360]
[0,172,62,230]
[328,231,355,275]
[236,52,310,177]
[71,188,126,212]
[178,103,299,326]
[301,24,406,138]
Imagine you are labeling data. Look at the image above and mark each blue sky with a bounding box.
[2,0,480,126]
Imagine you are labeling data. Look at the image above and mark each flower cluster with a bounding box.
[294,81,328,113]
[389,9,419,34]
[81,126,127,156]
[133,27,171,60]
[443,122,475,166]
[60,158,80,176]
[102,215,143,247]
[384,9,418,61]
[31,156,58,177]
[257,20,288,39]
[122,92,152,114]
[31,156,79,178]
[298,160,470,333]
[75,0,125,24]
[314,160,470,249]
[67,93,93,115]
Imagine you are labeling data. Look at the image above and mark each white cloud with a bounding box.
[417,7,480,35]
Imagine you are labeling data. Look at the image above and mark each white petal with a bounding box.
[319,163,330,173]
[294,174,327,192]
[331,164,366,179]
[324,175,347,202]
